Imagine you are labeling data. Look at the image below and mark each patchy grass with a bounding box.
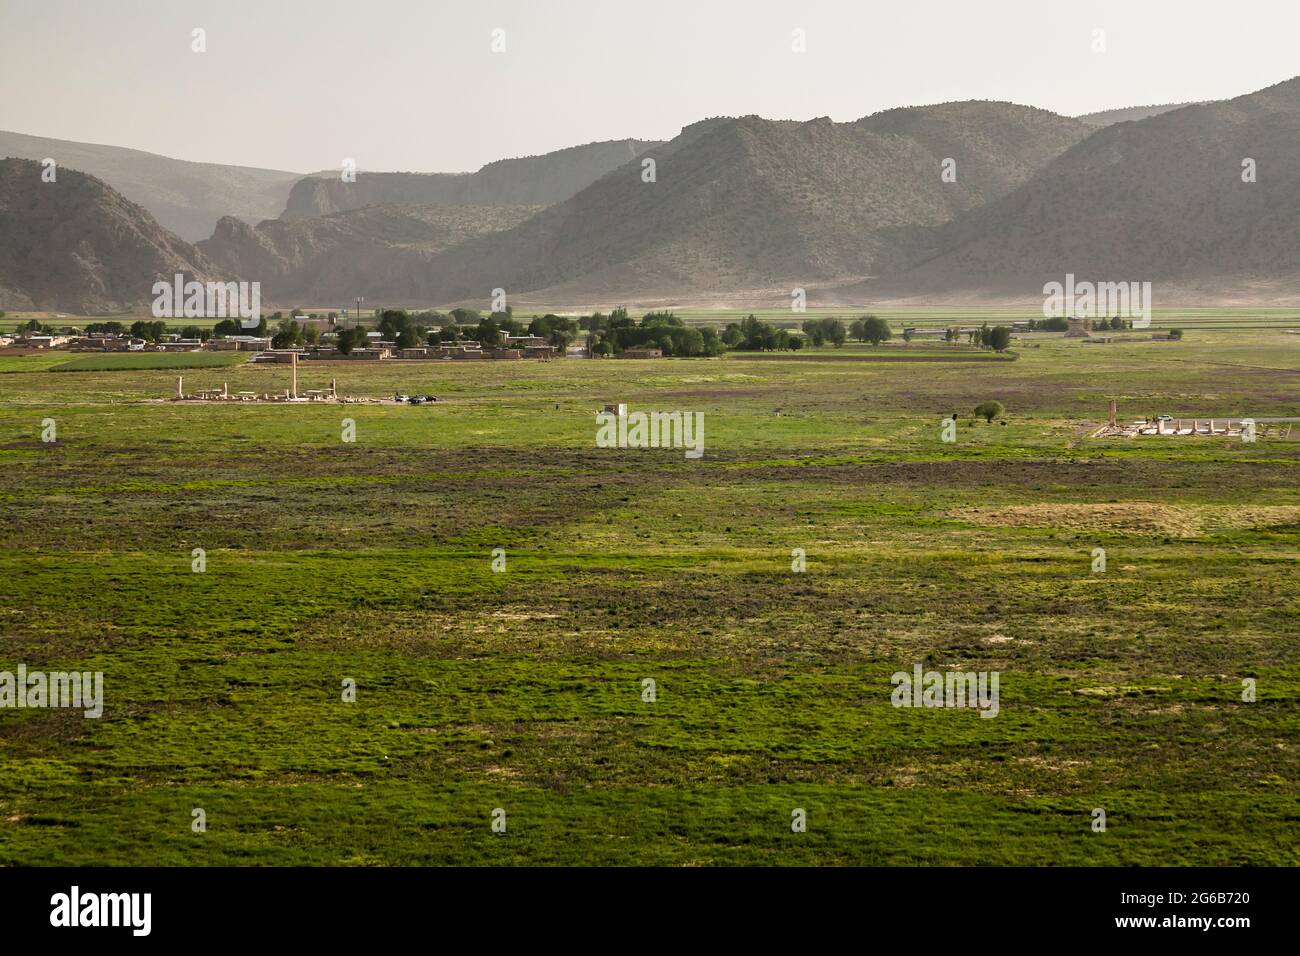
[0,325,1297,865]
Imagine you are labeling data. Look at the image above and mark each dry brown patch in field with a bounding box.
[945,503,1300,537]
[1200,506,1300,532]
[491,607,561,622]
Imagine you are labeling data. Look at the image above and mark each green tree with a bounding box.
[472,317,501,346]
[974,400,1005,423]
[272,318,306,349]
[130,320,167,342]
[337,327,365,354]
[988,326,1012,352]
[862,316,892,346]
[699,327,724,356]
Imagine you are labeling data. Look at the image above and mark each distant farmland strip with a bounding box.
[52,352,250,372]
[725,349,1018,362]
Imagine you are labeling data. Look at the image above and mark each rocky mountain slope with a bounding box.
[0,129,301,242]
[858,76,1300,301]
[0,158,215,313]
[278,139,662,219]
[199,202,544,303]
[1076,103,1200,126]
[408,102,1093,303]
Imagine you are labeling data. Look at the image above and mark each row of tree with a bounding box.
[582,309,725,357]
[719,314,900,351]
[945,323,1013,351]
[17,307,1036,358]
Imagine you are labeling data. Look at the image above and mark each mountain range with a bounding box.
[4,78,1300,313]
[856,76,1300,304]
[279,139,661,219]
[0,158,214,313]
[0,129,300,242]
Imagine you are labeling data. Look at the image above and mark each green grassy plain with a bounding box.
[50,352,249,373]
[0,323,1297,865]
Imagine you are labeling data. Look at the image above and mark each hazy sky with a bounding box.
[2,0,1297,174]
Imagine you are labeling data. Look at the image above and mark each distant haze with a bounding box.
[2,0,1298,174]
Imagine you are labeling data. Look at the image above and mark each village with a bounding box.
[0,324,604,361]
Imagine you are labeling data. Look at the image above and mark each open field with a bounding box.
[0,323,1297,865]
[50,352,250,373]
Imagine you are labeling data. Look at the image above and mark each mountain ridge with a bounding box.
[278,138,663,219]
[0,129,301,242]
[0,158,216,313]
